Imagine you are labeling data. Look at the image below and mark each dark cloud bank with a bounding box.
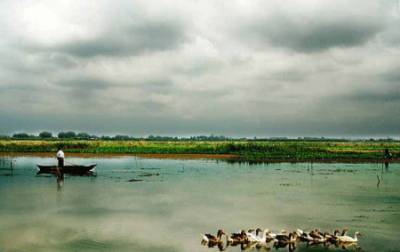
[0,0,399,138]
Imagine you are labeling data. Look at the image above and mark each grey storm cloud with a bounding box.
[137,79,174,94]
[0,0,399,137]
[381,70,400,84]
[58,21,187,58]
[57,77,110,90]
[240,13,383,52]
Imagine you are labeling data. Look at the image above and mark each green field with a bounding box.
[0,139,399,162]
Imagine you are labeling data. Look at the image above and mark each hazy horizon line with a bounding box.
[2,131,399,140]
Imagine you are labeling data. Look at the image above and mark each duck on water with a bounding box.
[202,229,227,247]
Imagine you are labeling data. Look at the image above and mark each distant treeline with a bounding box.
[0,131,398,142]
[1,132,235,141]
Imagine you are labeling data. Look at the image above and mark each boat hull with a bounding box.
[37,164,96,175]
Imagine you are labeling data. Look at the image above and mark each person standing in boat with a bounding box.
[56,147,65,187]
[384,148,392,170]
[57,147,65,168]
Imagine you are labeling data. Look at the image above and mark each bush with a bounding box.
[39,131,53,138]
[12,133,31,139]
[76,132,90,139]
[58,131,76,139]
[114,135,130,140]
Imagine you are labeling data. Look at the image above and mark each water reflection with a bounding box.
[205,242,363,252]
[0,157,399,252]
[57,172,64,191]
[0,157,15,176]
[36,161,96,192]
[204,242,362,252]
[377,159,394,189]
[384,161,389,171]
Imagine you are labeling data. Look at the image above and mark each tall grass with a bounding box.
[0,139,399,161]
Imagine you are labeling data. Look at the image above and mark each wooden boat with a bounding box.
[37,164,96,175]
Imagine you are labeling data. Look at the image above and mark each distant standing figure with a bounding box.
[384,148,392,171]
[384,148,392,159]
[57,148,65,168]
[56,147,65,186]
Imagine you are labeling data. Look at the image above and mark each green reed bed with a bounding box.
[0,139,399,162]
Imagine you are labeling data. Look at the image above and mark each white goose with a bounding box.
[246,228,269,243]
[337,231,361,243]
[246,229,259,243]
[257,229,275,243]
[296,229,313,242]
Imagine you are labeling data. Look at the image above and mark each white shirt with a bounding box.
[57,150,65,159]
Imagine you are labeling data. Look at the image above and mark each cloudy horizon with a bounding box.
[0,0,399,138]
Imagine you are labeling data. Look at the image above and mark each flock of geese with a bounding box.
[201,228,361,251]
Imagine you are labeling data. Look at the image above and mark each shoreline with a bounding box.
[1,139,398,163]
[0,152,237,160]
[1,152,399,163]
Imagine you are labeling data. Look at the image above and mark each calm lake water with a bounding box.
[0,156,399,252]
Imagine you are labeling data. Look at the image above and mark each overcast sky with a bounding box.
[0,0,399,137]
